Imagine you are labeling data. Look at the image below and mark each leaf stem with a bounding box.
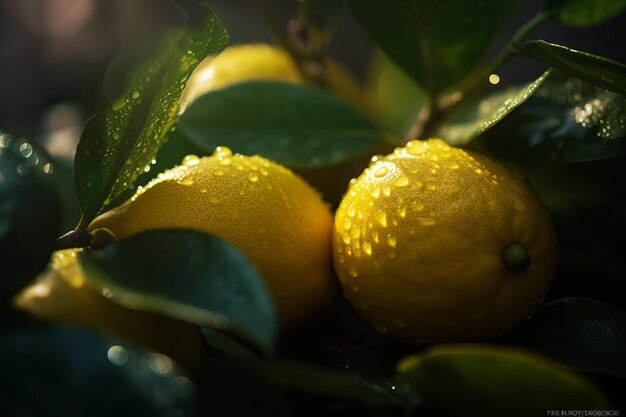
[404,10,555,141]
[54,216,93,250]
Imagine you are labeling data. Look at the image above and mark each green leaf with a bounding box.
[79,229,276,354]
[547,0,626,27]
[74,9,228,222]
[505,298,626,378]
[0,131,61,305]
[438,70,551,145]
[522,40,626,95]
[0,325,196,417]
[399,344,610,417]
[176,81,382,168]
[476,71,626,161]
[270,362,420,411]
[346,0,521,93]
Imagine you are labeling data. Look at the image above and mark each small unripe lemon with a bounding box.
[89,148,335,325]
[333,139,556,343]
[15,249,205,365]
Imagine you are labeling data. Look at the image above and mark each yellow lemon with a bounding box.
[333,139,556,343]
[15,249,204,365]
[89,148,335,325]
[179,43,365,114]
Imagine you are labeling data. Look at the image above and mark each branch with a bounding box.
[404,10,555,141]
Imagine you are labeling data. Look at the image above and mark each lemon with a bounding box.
[333,139,556,343]
[179,43,365,114]
[89,148,335,325]
[15,249,205,365]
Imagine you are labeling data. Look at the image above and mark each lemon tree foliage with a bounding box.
[438,70,552,145]
[522,40,626,95]
[3,1,626,416]
[0,132,61,303]
[79,229,276,354]
[346,0,521,93]
[177,81,382,168]
[478,71,626,161]
[74,10,228,222]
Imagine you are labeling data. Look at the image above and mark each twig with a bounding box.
[403,10,555,142]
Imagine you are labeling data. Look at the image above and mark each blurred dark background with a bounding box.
[1,0,625,159]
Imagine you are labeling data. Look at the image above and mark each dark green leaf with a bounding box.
[522,40,626,95]
[547,0,626,26]
[270,361,419,411]
[0,325,196,417]
[438,70,551,145]
[79,229,276,354]
[74,9,228,222]
[0,131,61,304]
[399,344,610,417]
[346,0,521,93]
[176,81,382,168]
[475,71,626,161]
[505,298,626,378]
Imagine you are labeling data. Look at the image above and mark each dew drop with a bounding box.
[406,140,428,155]
[212,169,224,177]
[131,90,141,100]
[350,227,360,240]
[418,217,436,226]
[374,165,388,178]
[348,265,358,277]
[248,173,259,183]
[397,207,407,218]
[382,185,391,196]
[42,162,54,174]
[394,176,409,187]
[371,187,381,198]
[448,162,459,169]
[342,233,351,245]
[178,178,193,186]
[386,234,397,247]
[182,154,200,167]
[213,146,233,157]
[426,182,437,191]
[363,241,372,255]
[376,211,388,227]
